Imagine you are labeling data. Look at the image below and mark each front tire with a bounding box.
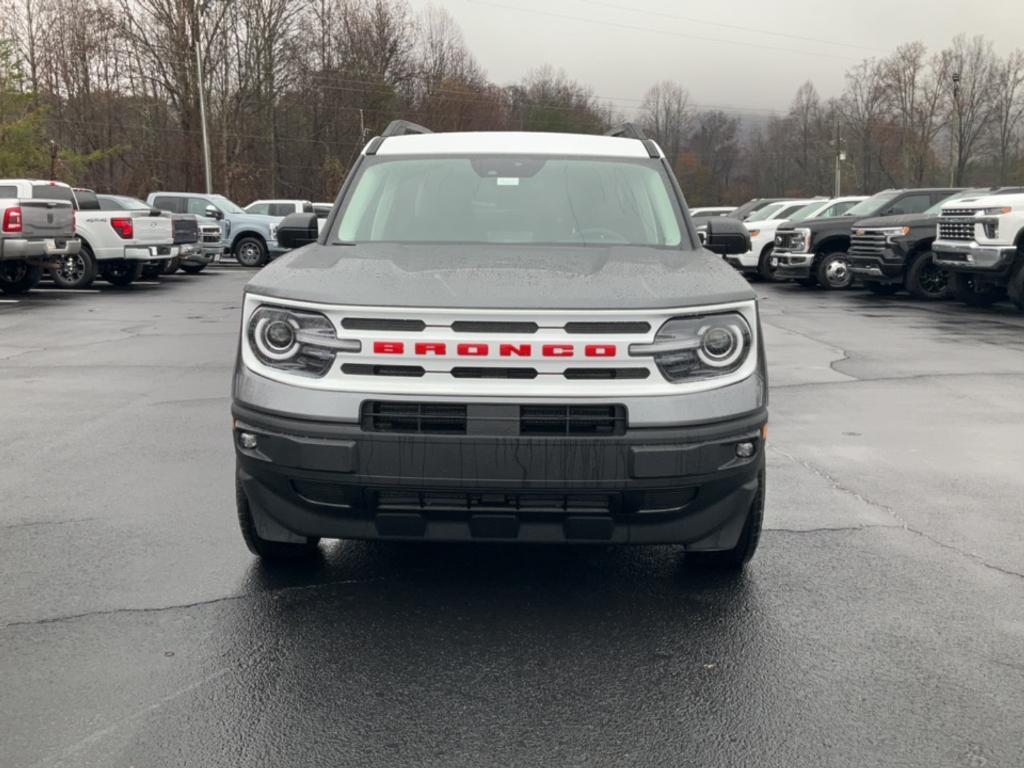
[816,252,853,290]
[101,260,144,287]
[905,252,950,301]
[51,248,96,289]
[236,479,320,562]
[950,272,1000,307]
[235,236,267,268]
[756,245,778,281]
[162,257,181,275]
[0,261,43,294]
[687,470,764,570]
[1006,257,1024,311]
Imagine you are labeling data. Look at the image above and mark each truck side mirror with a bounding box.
[703,217,751,255]
[277,213,319,249]
[205,205,224,220]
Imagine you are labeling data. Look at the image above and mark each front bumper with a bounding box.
[179,242,225,266]
[933,241,1017,275]
[772,252,814,280]
[0,237,80,262]
[233,403,767,547]
[848,249,905,284]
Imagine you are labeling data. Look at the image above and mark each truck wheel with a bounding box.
[1006,261,1024,311]
[101,260,144,287]
[236,479,320,562]
[905,252,950,301]
[51,249,96,289]
[756,245,778,281]
[162,257,181,275]
[865,281,899,296]
[816,252,853,290]
[141,260,167,279]
[687,470,764,570]
[949,272,1000,307]
[180,263,206,274]
[0,262,43,294]
[235,237,267,268]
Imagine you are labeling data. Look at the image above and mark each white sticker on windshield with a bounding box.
[496,177,520,186]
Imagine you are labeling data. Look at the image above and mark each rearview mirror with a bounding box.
[277,213,319,250]
[702,217,751,255]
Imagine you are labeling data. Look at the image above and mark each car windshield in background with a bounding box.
[336,156,687,247]
[844,191,900,217]
[210,195,245,214]
[745,202,787,222]
[787,202,827,222]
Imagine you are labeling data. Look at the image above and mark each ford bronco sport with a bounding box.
[231,122,767,569]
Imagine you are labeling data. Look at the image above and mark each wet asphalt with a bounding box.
[1,268,1022,767]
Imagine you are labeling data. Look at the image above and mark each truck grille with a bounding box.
[942,208,978,217]
[938,220,977,241]
[848,230,886,257]
[361,402,627,436]
[201,227,221,244]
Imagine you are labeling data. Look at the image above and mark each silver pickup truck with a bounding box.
[0,179,81,294]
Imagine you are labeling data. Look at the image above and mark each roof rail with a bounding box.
[605,123,647,140]
[381,120,432,138]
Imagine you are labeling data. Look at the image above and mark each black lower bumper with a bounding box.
[848,254,905,284]
[233,403,767,548]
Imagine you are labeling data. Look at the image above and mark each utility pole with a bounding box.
[832,116,844,197]
[949,71,961,187]
[359,108,368,143]
[195,0,213,194]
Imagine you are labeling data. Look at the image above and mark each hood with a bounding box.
[245,243,757,310]
[851,213,937,229]
[944,192,1024,211]
[778,214,859,233]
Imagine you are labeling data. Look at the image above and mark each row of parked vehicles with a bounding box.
[697,186,1024,309]
[0,179,333,294]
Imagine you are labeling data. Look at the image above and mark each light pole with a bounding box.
[949,71,961,187]
[195,0,213,194]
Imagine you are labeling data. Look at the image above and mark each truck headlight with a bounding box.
[247,305,359,377]
[270,223,279,239]
[979,207,1011,215]
[795,227,812,251]
[629,313,752,382]
[881,226,911,242]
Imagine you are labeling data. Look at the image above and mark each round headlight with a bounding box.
[265,319,295,350]
[254,315,299,361]
[698,324,744,368]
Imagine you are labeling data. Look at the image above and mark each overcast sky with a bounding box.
[406,0,1024,119]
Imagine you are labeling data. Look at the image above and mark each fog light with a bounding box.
[735,441,755,458]
[239,432,258,450]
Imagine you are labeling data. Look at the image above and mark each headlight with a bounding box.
[270,223,279,238]
[979,207,1011,216]
[223,221,231,237]
[881,226,911,241]
[795,227,812,251]
[629,313,752,382]
[247,305,360,377]
[748,229,761,238]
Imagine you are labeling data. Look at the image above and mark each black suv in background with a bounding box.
[772,188,962,289]
[848,187,1024,300]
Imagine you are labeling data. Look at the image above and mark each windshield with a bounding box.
[335,156,686,247]
[844,191,900,217]
[924,189,984,214]
[209,195,245,214]
[787,201,829,222]
[745,202,787,222]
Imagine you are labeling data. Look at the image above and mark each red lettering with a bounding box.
[585,344,617,358]
[457,343,488,357]
[374,341,404,355]
[414,342,446,356]
[499,343,532,357]
[543,344,574,357]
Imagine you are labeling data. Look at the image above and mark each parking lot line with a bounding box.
[0,299,19,303]
[31,288,101,294]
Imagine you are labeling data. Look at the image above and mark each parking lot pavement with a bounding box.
[1,273,1022,768]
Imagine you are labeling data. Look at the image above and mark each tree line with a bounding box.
[0,0,1022,205]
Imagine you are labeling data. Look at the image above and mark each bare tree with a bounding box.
[638,80,690,169]
[940,35,998,184]
[987,49,1024,184]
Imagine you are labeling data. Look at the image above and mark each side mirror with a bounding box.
[702,217,751,255]
[205,205,224,220]
[277,213,319,249]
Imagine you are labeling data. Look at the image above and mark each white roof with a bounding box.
[371,131,659,159]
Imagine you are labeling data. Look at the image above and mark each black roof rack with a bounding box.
[381,120,432,138]
[605,123,647,140]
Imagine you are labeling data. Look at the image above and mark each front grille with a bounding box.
[375,489,613,515]
[942,208,978,217]
[361,402,627,436]
[938,220,977,241]
[451,367,537,379]
[201,227,221,243]
[848,230,886,257]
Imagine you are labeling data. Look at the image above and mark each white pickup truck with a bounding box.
[0,179,81,294]
[932,192,1024,309]
[48,187,184,289]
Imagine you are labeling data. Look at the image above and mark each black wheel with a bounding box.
[180,263,206,274]
[0,261,43,294]
[865,281,900,296]
[235,236,267,268]
[1007,261,1024,311]
[949,272,1000,307]
[236,479,320,561]
[815,252,853,290]
[162,257,181,275]
[905,252,950,301]
[141,260,167,279]
[756,245,778,281]
[51,248,96,289]
[101,260,144,287]
[686,470,764,570]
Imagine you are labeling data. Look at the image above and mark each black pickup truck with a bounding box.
[848,187,1024,299]
[772,188,962,289]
